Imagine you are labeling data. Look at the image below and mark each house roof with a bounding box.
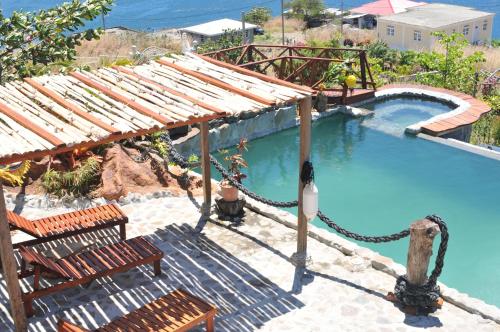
[351,0,425,16]
[378,3,494,28]
[0,53,310,165]
[180,19,258,37]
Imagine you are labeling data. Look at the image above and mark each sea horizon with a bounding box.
[2,0,499,38]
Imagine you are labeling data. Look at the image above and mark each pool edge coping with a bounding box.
[418,133,500,161]
[244,196,500,324]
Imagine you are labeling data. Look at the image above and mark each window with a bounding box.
[483,20,488,31]
[387,25,395,36]
[463,25,469,35]
[414,30,422,41]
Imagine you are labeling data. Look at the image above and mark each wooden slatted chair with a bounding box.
[18,236,163,317]
[57,288,217,332]
[8,204,128,248]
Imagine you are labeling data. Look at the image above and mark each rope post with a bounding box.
[389,217,445,314]
[0,183,28,331]
[200,122,211,217]
[407,219,440,286]
[295,96,312,268]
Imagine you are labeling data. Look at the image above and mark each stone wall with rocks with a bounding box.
[173,104,364,156]
[175,105,298,156]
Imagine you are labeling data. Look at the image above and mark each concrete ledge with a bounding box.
[244,196,500,324]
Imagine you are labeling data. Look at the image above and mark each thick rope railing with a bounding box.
[160,133,448,309]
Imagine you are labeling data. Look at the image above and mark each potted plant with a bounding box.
[219,138,248,202]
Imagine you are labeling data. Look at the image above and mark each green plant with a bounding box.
[149,131,169,158]
[41,157,101,197]
[220,138,248,183]
[0,0,112,83]
[244,7,272,26]
[322,60,357,88]
[196,29,243,62]
[415,32,485,93]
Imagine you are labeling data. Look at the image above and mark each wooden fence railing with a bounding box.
[202,44,376,92]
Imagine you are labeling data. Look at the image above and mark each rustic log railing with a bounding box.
[202,44,376,92]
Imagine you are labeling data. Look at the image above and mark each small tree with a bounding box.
[244,7,272,26]
[285,0,325,19]
[0,0,113,83]
[416,32,485,93]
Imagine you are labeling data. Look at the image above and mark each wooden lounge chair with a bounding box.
[18,236,163,317]
[57,288,217,332]
[8,204,128,248]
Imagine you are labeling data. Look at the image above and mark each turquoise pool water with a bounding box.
[360,96,456,136]
[211,106,500,306]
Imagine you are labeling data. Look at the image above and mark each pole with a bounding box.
[200,122,211,216]
[296,96,312,268]
[101,12,105,30]
[241,11,246,45]
[0,183,28,331]
[281,0,285,45]
[340,0,344,38]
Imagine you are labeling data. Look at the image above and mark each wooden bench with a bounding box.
[57,288,217,332]
[19,236,163,317]
[8,204,128,249]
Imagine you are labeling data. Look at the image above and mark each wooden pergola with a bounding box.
[0,53,313,331]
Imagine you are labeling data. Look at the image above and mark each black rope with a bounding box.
[301,161,315,185]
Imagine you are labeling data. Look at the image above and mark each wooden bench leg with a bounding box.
[119,224,127,240]
[23,298,34,318]
[206,315,215,332]
[153,260,161,276]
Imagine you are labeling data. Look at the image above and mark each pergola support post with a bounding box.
[200,122,211,217]
[295,96,312,268]
[0,183,28,331]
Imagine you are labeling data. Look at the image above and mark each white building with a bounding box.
[180,18,258,44]
[377,4,495,50]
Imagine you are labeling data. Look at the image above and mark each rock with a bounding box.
[99,145,157,200]
[27,156,66,181]
[239,110,258,120]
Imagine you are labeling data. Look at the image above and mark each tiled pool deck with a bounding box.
[378,84,491,136]
[1,193,499,331]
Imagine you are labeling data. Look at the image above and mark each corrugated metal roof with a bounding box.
[180,18,258,37]
[0,53,311,165]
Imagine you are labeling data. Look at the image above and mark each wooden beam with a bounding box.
[0,101,65,147]
[200,122,211,216]
[112,66,227,116]
[359,51,368,89]
[24,78,121,134]
[70,71,175,127]
[297,96,312,267]
[0,115,207,166]
[0,183,28,331]
[156,59,275,106]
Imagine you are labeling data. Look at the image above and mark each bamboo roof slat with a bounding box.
[0,54,311,164]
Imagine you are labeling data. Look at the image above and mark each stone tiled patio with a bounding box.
[1,194,499,331]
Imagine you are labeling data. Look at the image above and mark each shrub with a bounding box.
[41,157,101,197]
[244,7,272,26]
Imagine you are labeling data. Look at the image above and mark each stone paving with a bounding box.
[1,194,499,331]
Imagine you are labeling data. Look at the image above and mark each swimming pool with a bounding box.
[211,108,500,307]
[360,96,456,136]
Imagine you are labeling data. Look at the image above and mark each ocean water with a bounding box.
[3,0,499,38]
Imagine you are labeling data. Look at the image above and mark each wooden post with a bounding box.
[406,219,440,286]
[0,184,28,331]
[360,51,368,89]
[296,96,312,267]
[200,122,211,216]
